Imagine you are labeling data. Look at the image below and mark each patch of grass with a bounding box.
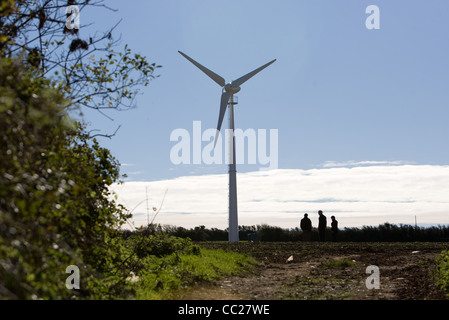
[323,259,355,269]
[133,248,257,299]
[436,250,449,296]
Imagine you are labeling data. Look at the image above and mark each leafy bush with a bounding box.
[125,232,200,259]
[0,57,130,299]
[436,250,449,296]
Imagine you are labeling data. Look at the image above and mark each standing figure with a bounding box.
[331,216,339,242]
[300,213,312,241]
[318,210,327,242]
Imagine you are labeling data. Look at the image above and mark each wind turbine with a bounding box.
[178,51,276,242]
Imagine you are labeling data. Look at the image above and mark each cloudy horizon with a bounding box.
[111,162,449,231]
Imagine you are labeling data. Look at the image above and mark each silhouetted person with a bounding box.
[331,216,338,242]
[318,210,327,242]
[300,213,312,241]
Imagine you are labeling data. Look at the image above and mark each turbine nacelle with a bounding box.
[224,83,241,94]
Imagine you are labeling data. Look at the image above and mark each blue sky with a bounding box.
[75,1,449,228]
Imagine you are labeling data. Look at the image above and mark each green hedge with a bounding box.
[0,57,130,299]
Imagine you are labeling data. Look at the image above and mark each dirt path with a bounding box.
[176,242,449,300]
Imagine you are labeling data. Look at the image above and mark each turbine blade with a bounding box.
[214,91,231,148]
[178,51,226,87]
[232,59,276,87]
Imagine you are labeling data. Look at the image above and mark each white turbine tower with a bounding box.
[178,51,276,242]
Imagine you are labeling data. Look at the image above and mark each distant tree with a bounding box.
[155,223,449,243]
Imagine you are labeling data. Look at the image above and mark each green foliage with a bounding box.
[323,259,355,269]
[0,57,130,299]
[1,57,73,299]
[436,250,449,296]
[109,228,257,300]
[124,229,199,259]
[133,246,257,300]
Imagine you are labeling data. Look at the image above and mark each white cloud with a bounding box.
[110,164,449,230]
[120,163,135,167]
[321,160,414,168]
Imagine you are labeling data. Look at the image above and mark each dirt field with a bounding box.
[176,242,449,300]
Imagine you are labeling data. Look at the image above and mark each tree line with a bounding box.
[136,223,449,242]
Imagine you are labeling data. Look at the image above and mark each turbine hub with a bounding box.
[225,83,241,94]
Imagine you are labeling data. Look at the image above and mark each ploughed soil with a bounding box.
[175,242,449,300]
